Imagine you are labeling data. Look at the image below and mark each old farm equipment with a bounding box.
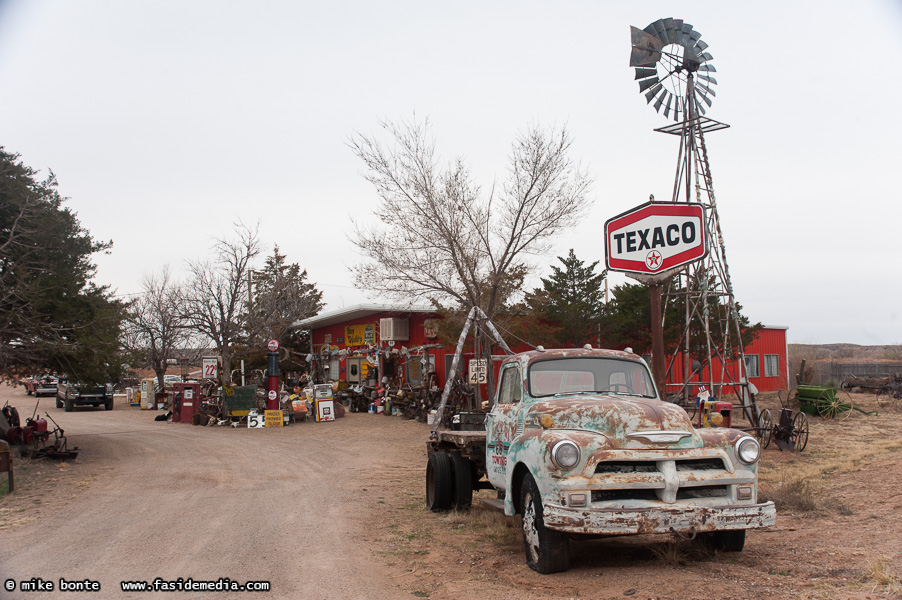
[628,18,763,430]
[756,391,808,452]
[791,384,869,419]
[20,412,79,460]
[876,381,902,411]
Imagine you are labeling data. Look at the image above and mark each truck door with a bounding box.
[485,364,523,489]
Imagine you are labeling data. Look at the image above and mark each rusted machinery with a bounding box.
[756,390,809,452]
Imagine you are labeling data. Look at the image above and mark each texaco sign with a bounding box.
[604,202,707,275]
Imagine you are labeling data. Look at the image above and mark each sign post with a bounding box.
[604,202,708,395]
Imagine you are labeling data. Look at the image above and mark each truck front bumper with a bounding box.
[543,501,776,535]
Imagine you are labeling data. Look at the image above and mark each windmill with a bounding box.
[629,18,760,427]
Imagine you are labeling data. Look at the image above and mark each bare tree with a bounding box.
[122,266,196,390]
[182,223,260,383]
[349,117,592,318]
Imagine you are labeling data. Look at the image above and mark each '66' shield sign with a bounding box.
[604,202,707,275]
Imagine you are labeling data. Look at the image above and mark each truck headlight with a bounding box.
[551,440,581,470]
[736,436,761,464]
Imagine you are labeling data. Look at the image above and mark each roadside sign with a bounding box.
[267,389,277,402]
[604,202,707,275]
[267,339,279,353]
[264,410,284,427]
[202,357,218,379]
[247,410,265,428]
[468,359,488,384]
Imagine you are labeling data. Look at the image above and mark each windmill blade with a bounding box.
[663,92,674,118]
[699,51,714,62]
[638,76,660,93]
[696,101,707,116]
[695,39,708,52]
[629,26,664,66]
[696,90,714,108]
[653,91,666,114]
[662,17,676,43]
[650,19,668,45]
[645,83,664,104]
[680,23,694,46]
[696,81,717,97]
[698,74,718,85]
[688,30,701,44]
[634,67,657,80]
[698,64,717,72]
[673,96,682,122]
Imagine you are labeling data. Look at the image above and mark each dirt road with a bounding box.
[0,386,429,599]
[2,386,900,600]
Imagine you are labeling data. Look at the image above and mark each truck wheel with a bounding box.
[697,529,745,552]
[426,451,453,511]
[520,473,570,573]
[105,398,114,410]
[449,453,473,509]
[56,395,63,409]
[64,398,74,412]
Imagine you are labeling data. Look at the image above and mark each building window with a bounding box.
[744,354,760,378]
[764,354,779,378]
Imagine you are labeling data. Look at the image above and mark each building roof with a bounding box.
[294,303,436,330]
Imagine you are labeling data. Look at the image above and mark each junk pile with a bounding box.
[1,400,78,460]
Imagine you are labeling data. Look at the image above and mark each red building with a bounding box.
[658,325,789,396]
[297,305,789,397]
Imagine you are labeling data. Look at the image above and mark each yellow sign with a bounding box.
[345,323,376,346]
[264,410,284,428]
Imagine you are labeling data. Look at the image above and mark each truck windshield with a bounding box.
[528,357,657,399]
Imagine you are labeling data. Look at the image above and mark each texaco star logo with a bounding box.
[645,250,662,270]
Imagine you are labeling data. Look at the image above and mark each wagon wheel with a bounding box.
[783,387,798,410]
[756,408,773,449]
[817,389,852,420]
[876,386,891,408]
[791,412,809,451]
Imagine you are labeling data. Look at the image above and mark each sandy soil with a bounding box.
[1,386,900,600]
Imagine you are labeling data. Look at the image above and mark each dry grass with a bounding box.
[865,555,900,594]
[647,540,716,566]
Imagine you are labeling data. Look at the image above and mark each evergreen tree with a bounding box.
[0,148,126,384]
[531,249,606,348]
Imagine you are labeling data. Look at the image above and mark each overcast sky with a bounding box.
[2,1,901,346]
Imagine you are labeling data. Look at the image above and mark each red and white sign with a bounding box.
[267,339,280,353]
[202,357,218,379]
[604,202,707,275]
[267,389,278,401]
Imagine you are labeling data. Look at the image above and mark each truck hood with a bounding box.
[528,396,699,448]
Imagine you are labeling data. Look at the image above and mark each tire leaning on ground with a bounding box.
[449,452,473,509]
[426,451,453,511]
[105,398,114,410]
[696,529,746,552]
[64,397,74,412]
[56,395,63,409]
[520,472,570,573]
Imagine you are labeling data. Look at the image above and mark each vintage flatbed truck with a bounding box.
[427,346,776,573]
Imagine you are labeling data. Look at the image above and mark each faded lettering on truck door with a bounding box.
[486,364,522,488]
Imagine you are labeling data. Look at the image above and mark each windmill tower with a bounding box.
[629,18,760,426]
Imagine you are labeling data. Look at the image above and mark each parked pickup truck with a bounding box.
[427,347,775,573]
[25,375,59,397]
[56,379,115,412]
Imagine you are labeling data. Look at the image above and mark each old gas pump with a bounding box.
[171,382,201,423]
[267,339,280,411]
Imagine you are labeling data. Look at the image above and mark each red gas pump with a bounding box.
[267,339,280,411]
[171,382,201,423]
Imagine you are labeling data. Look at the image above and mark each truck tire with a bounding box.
[105,398,114,410]
[697,529,745,552]
[521,472,570,573]
[449,453,473,509]
[426,451,453,511]
[56,395,63,409]
[64,398,74,412]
